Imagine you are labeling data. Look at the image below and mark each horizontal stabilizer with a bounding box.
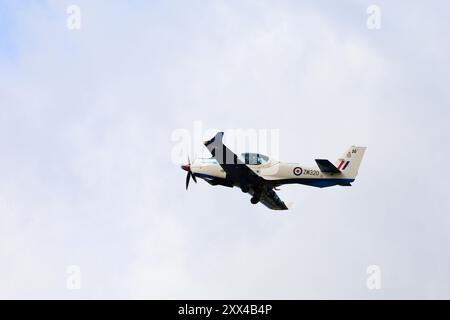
[315,159,341,174]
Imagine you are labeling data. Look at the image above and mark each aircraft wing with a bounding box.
[204,132,289,210]
[204,132,262,182]
[255,188,289,210]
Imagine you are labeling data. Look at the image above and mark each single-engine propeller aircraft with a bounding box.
[181,132,366,210]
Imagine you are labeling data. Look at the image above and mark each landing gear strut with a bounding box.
[240,178,249,193]
[241,185,249,193]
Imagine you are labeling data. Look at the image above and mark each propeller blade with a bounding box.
[184,157,196,189]
[186,172,191,190]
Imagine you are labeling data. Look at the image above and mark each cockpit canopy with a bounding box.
[198,153,271,166]
[240,153,270,165]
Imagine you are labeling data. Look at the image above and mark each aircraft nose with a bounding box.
[181,164,190,172]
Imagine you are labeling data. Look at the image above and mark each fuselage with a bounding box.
[182,131,366,210]
[188,154,355,189]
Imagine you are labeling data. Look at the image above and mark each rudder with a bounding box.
[334,146,367,179]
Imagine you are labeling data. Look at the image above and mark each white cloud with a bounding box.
[0,0,449,299]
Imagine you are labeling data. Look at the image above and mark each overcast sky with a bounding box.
[1,0,449,299]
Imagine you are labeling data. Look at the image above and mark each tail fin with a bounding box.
[334,146,367,179]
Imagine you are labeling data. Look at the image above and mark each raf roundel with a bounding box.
[293,167,303,176]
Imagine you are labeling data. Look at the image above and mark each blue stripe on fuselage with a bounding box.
[193,173,216,180]
[274,178,355,188]
[342,161,350,170]
[193,172,355,188]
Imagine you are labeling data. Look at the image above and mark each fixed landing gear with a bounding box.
[250,190,261,204]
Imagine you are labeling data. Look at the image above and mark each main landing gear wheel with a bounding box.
[250,195,260,204]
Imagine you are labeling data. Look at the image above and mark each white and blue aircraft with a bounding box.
[182,132,366,210]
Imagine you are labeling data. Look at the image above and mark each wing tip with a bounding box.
[203,131,224,146]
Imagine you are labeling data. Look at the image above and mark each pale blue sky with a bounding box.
[0,0,449,299]
[0,1,18,60]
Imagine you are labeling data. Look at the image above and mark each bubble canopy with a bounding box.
[240,153,269,165]
[198,153,270,165]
